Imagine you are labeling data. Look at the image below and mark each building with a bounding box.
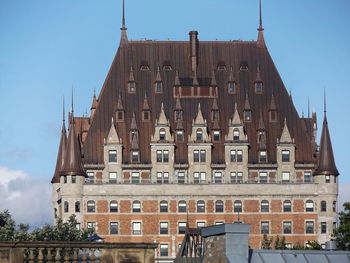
[51,1,339,261]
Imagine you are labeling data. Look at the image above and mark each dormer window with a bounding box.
[142,111,150,121]
[228,81,237,94]
[116,110,124,121]
[233,129,239,141]
[259,151,267,163]
[196,129,203,141]
[155,81,163,93]
[131,151,139,163]
[282,150,290,162]
[175,110,183,121]
[258,130,265,143]
[128,81,136,93]
[159,129,166,140]
[239,62,249,71]
[176,130,184,141]
[269,110,278,122]
[244,110,252,121]
[217,62,226,71]
[255,82,263,93]
[213,131,220,141]
[211,110,219,121]
[140,61,150,71]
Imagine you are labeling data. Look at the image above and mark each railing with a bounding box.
[0,242,157,263]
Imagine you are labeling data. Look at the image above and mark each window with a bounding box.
[132,151,139,162]
[178,172,185,184]
[231,172,243,183]
[230,150,243,162]
[64,201,69,213]
[110,222,118,235]
[116,110,124,121]
[282,150,290,162]
[176,130,184,141]
[131,172,140,184]
[196,129,203,141]
[110,201,118,213]
[237,150,243,162]
[244,110,251,121]
[128,81,136,93]
[230,150,236,162]
[87,201,95,213]
[233,129,239,141]
[132,222,141,235]
[305,200,314,212]
[160,201,168,213]
[197,200,205,213]
[261,200,269,212]
[109,150,117,163]
[321,222,327,234]
[159,129,166,140]
[333,201,336,212]
[72,175,76,184]
[215,221,224,225]
[234,200,242,213]
[109,172,117,184]
[175,110,182,121]
[214,172,222,184]
[132,201,141,213]
[269,110,278,122]
[197,221,206,228]
[259,172,267,183]
[200,150,206,162]
[178,222,187,234]
[321,201,327,212]
[160,244,169,257]
[213,131,220,141]
[143,111,150,121]
[155,81,163,93]
[64,176,67,184]
[194,172,206,184]
[325,175,330,183]
[86,172,94,184]
[87,222,96,231]
[163,150,169,162]
[283,221,292,234]
[283,200,291,212]
[261,221,269,234]
[156,150,169,163]
[215,200,224,213]
[304,172,312,183]
[157,172,169,184]
[178,201,187,213]
[228,81,236,93]
[259,151,267,163]
[157,150,162,162]
[305,221,314,234]
[255,82,263,93]
[75,201,80,213]
[160,222,168,235]
[282,172,290,183]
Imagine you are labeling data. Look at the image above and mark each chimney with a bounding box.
[189,31,199,72]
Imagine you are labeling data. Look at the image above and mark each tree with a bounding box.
[274,235,287,250]
[261,234,273,249]
[333,202,350,250]
[0,210,16,241]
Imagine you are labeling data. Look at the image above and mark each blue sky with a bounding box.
[0,0,349,226]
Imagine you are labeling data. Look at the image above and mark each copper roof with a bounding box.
[51,123,67,183]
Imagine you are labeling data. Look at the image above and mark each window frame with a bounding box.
[261,221,269,235]
[305,200,314,212]
[261,200,269,213]
[234,200,242,213]
[178,200,187,213]
[108,150,117,163]
[160,200,168,213]
[110,222,118,235]
[215,200,224,213]
[110,201,118,213]
[283,221,292,234]
[197,200,205,213]
[283,200,292,212]
[282,150,290,162]
[159,222,169,235]
[87,200,95,213]
[132,221,141,235]
[132,200,141,213]
[305,221,314,234]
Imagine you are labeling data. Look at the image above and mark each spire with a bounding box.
[52,99,68,183]
[157,103,168,125]
[61,110,86,177]
[258,111,265,131]
[210,70,217,86]
[257,0,266,48]
[142,93,150,110]
[174,70,181,86]
[244,92,251,110]
[155,66,162,82]
[176,118,184,130]
[315,90,339,176]
[228,67,235,82]
[116,94,124,110]
[231,103,242,126]
[175,97,183,110]
[269,93,277,110]
[255,65,263,82]
[193,70,199,86]
[280,118,293,143]
[106,118,121,144]
[130,112,138,130]
[128,66,135,82]
[91,90,98,110]
[212,98,219,111]
[120,0,128,46]
[194,103,206,125]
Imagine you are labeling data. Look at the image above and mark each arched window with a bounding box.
[305,200,314,212]
[261,200,269,212]
[321,201,327,212]
[233,129,239,141]
[234,200,242,212]
[110,201,118,213]
[283,200,291,212]
[178,200,187,213]
[75,201,80,213]
[64,201,69,213]
[160,200,168,213]
[197,200,205,213]
[215,200,224,213]
[87,200,95,213]
[132,200,141,213]
[159,129,166,140]
[196,129,203,141]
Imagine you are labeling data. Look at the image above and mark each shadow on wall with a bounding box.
[119,254,141,263]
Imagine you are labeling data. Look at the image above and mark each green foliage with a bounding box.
[0,210,94,242]
[274,235,287,250]
[333,202,350,250]
[291,241,322,250]
[261,234,273,249]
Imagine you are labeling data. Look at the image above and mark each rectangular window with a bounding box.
[255,82,263,93]
[117,111,124,121]
[215,221,224,225]
[71,175,76,184]
[163,172,169,184]
[197,221,206,229]
[325,175,330,183]
[200,150,206,162]
[163,150,169,163]
[244,111,251,121]
[304,172,312,183]
[178,222,187,234]
[128,81,136,93]
[109,172,117,184]
[321,222,327,234]
[213,131,220,141]
[237,172,243,183]
[110,222,118,235]
[259,151,267,163]
[132,151,139,162]
[176,130,184,141]
[259,172,268,183]
[155,82,163,93]
[87,222,96,231]
[230,150,236,162]
[157,172,162,184]
[228,82,236,93]
[178,202,187,213]
[86,172,94,184]
[194,172,199,184]
[282,172,290,183]
[306,221,314,234]
[175,110,182,121]
[214,172,222,184]
[178,172,185,184]
[131,172,140,184]
[261,221,269,234]
[200,172,206,183]
[193,150,199,162]
[160,222,168,235]
[143,111,149,121]
[157,150,163,162]
[283,221,292,234]
[109,150,117,163]
[160,244,169,257]
[282,150,290,162]
[132,222,141,235]
[159,130,166,140]
[196,130,203,141]
[237,150,243,162]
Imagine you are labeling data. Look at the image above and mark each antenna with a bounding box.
[324,87,327,116]
[259,0,263,30]
[308,96,310,118]
[62,96,65,124]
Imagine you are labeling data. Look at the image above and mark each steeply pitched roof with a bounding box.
[52,122,67,183]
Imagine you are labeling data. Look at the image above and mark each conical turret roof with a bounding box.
[52,122,67,183]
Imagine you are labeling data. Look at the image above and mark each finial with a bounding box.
[324,87,327,117]
[62,96,65,124]
[257,0,266,48]
[308,96,310,118]
[259,0,263,31]
[71,87,74,115]
[122,0,126,29]
[120,0,128,46]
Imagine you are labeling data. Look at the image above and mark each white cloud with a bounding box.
[0,166,52,227]
[339,182,350,211]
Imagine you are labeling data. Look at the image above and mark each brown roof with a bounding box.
[51,123,67,183]
[81,35,316,165]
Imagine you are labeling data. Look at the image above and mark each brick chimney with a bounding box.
[189,31,199,72]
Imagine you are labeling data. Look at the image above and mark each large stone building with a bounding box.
[51,1,339,261]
